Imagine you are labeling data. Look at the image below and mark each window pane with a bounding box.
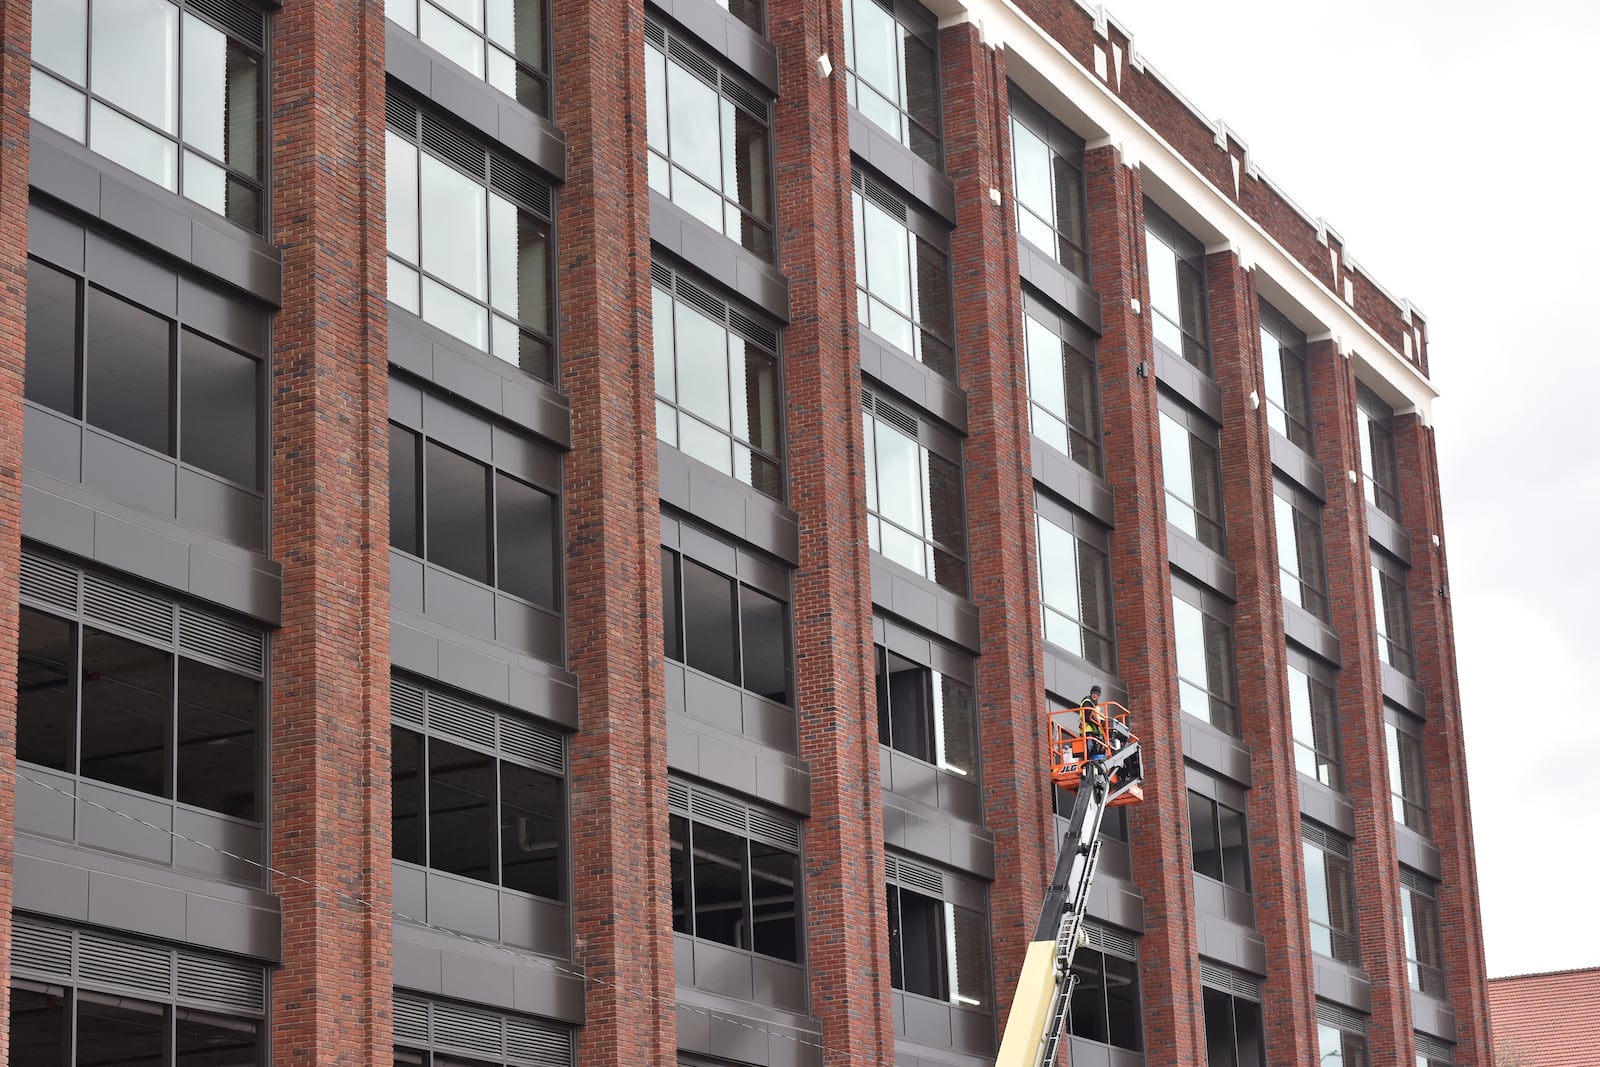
[872,420,923,533]
[176,1009,259,1067]
[80,628,172,797]
[26,258,79,416]
[882,653,932,760]
[428,736,495,883]
[181,330,258,488]
[31,68,87,142]
[420,154,488,300]
[681,560,739,685]
[35,0,87,81]
[389,424,421,556]
[1104,953,1141,1049]
[501,761,563,899]
[691,821,747,948]
[90,100,178,189]
[420,3,485,76]
[391,726,425,865]
[425,441,491,584]
[936,673,976,776]
[895,887,946,999]
[494,472,556,607]
[739,585,787,703]
[951,902,990,1007]
[661,549,681,660]
[675,301,731,431]
[387,132,420,262]
[175,658,258,819]
[1218,803,1250,893]
[76,997,166,1067]
[9,985,69,1067]
[91,0,177,131]
[180,14,229,159]
[18,608,76,772]
[750,839,799,961]
[1068,950,1109,1043]
[1202,987,1235,1067]
[670,813,691,935]
[86,287,170,454]
[1188,791,1222,881]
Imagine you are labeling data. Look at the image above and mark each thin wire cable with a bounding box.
[14,770,906,1062]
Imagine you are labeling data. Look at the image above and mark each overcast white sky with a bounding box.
[1091,0,1600,977]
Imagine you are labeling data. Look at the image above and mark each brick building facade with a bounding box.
[0,0,1489,1062]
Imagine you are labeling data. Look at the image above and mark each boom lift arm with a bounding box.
[995,704,1144,1067]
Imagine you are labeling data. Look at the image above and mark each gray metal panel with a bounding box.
[93,510,192,594]
[848,114,956,223]
[1382,663,1426,713]
[1269,429,1328,498]
[1042,646,1127,709]
[28,200,90,268]
[650,194,790,323]
[1084,869,1145,932]
[189,221,282,303]
[948,1004,995,1056]
[391,612,580,731]
[82,432,179,518]
[178,470,266,551]
[423,391,496,456]
[493,595,563,664]
[870,555,980,653]
[1366,503,1413,564]
[1312,955,1373,1013]
[651,0,778,90]
[1030,438,1115,525]
[172,808,262,885]
[77,782,175,865]
[395,921,586,1026]
[498,895,569,958]
[422,566,499,641]
[1180,715,1254,786]
[689,938,756,1001]
[1395,825,1443,879]
[1410,990,1457,1043]
[22,411,88,504]
[1297,777,1357,837]
[98,177,195,262]
[1283,602,1341,664]
[1196,912,1267,975]
[657,443,801,564]
[1153,346,1223,422]
[749,957,807,1015]
[178,277,269,354]
[860,333,967,433]
[1017,242,1102,333]
[1167,525,1238,600]
[664,709,810,815]
[899,995,955,1049]
[187,548,282,626]
[426,871,503,942]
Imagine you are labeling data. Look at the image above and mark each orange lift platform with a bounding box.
[1047,701,1144,806]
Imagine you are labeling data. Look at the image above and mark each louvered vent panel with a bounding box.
[427,690,498,750]
[873,396,917,436]
[20,552,79,612]
[504,1018,572,1066]
[747,810,799,851]
[851,169,864,191]
[420,114,487,178]
[893,857,943,896]
[1301,822,1329,850]
[12,921,73,980]
[1315,1003,1365,1032]
[84,575,173,643]
[728,309,777,352]
[387,93,419,134]
[650,262,672,288]
[186,0,263,47]
[861,176,907,221]
[690,790,747,836]
[1199,962,1261,1000]
[860,386,872,410]
[720,76,765,117]
[1084,923,1135,959]
[675,275,725,324]
[668,780,691,813]
[1414,1034,1452,1062]
[665,37,718,84]
[78,931,171,997]
[644,17,665,46]
[1399,867,1434,894]
[882,855,899,882]
[176,952,265,1014]
[179,608,263,675]
[489,157,551,217]
[391,679,427,728]
[499,716,564,775]
[431,1001,505,1058]
[393,993,431,1044]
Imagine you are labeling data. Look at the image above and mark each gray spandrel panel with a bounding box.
[99,178,194,262]
[431,344,506,416]
[439,949,516,1008]
[743,695,795,752]
[1312,955,1373,1013]
[22,417,88,501]
[1168,525,1237,600]
[388,317,435,378]
[1017,243,1101,334]
[393,935,447,994]
[426,872,503,942]
[1269,429,1326,498]
[691,939,756,1002]
[491,596,561,663]
[1367,503,1413,563]
[14,853,91,922]
[422,568,499,642]
[390,552,427,614]
[31,137,105,219]
[77,783,174,865]
[1154,346,1223,422]
[512,960,586,1024]
[901,996,956,1049]
[178,278,268,354]
[82,434,179,520]
[430,59,502,137]
[1382,663,1426,712]
[433,633,513,703]
[1297,776,1356,837]
[393,863,429,922]
[15,767,77,842]
[1395,825,1442,878]
[182,893,281,963]
[85,232,180,316]
[383,21,434,93]
[1031,438,1115,525]
[178,470,265,552]
[186,550,281,626]
[189,223,282,306]
[172,808,260,885]
[87,868,189,942]
[498,894,568,957]
[707,1010,769,1064]
[422,391,495,457]
[29,198,91,268]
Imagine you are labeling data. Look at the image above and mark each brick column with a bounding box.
[1394,416,1492,1067]
[552,0,675,1062]
[1306,344,1412,1062]
[1210,258,1318,1064]
[0,0,28,1050]
[1084,146,1205,1066]
[938,26,1053,1036]
[268,0,393,1058]
[771,0,892,1061]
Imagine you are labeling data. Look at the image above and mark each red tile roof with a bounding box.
[1487,967,1600,1066]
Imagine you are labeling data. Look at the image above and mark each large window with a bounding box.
[26,257,263,490]
[862,388,966,594]
[661,540,790,705]
[876,645,976,777]
[1068,924,1140,1051]
[1160,401,1225,553]
[670,780,802,964]
[1010,95,1088,278]
[387,96,555,383]
[853,170,954,379]
[646,17,773,260]
[1145,202,1210,373]
[389,421,560,610]
[391,677,566,901]
[842,0,939,166]
[1172,584,1239,735]
[1188,791,1250,894]
[394,993,574,1067]
[1303,823,1358,964]
[1386,712,1430,834]
[31,0,265,231]
[652,263,782,499]
[11,921,265,1067]
[1024,293,1100,474]
[387,0,548,115]
[1372,554,1415,676]
[1400,869,1446,997]
[1274,481,1328,619]
[1317,1005,1370,1067]
[1287,657,1343,790]
[1201,977,1264,1067]
[1260,301,1312,451]
[17,556,264,821]
[885,855,991,1010]
[1036,502,1114,670]
[1357,385,1401,518]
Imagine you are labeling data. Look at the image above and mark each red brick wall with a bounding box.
[772,0,894,1059]
[1395,416,1492,1067]
[0,0,29,1051]
[552,0,676,1061]
[267,0,394,1057]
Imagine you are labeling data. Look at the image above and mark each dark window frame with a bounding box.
[1201,974,1265,1067]
[1009,91,1089,279]
[885,853,992,1012]
[1023,289,1101,475]
[1188,788,1252,894]
[842,0,942,166]
[1302,822,1359,964]
[1035,493,1115,671]
[386,0,551,116]
[874,639,978,780]
[1172,578,1239,735]
[1067,924,1141,1051]
[1372,550,1416,677]
[853,168,956,380]
[1286,650,1343,791]
[1259,299,1313,452]
[1274,478,1329,620]
[1386,707,1430,835]
[862,386,967,595]
[1144,200,1212,373]
[1159,394,1226,554]
[1357,384,1401,517]
[1400,868,1446,997]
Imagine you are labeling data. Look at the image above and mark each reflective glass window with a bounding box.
[1024,297,1100,474]
[1274,484,1328,619]
[853,170,954,379]
[1172,589,1238,734]
[842,0,939,165]
[1160,406,1225,553]
[862,391,966,594]
[1145,203,1210,372]
[875,646,976,777]
[387,0,549,114]
[1010,100,1088,278]
[1260,301,1313,451]
[1036,507,1113,670]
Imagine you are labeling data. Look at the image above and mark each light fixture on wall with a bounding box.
[816,52,833,79]
[1249,390,1260,410]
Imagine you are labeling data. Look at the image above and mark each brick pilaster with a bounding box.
[771,0,892,1060]
[1394,416,1492,1067]
[1210,257,1319,1064]
[0,0,28,1049]
[938,26,1052,1040]
[1084,145,1205,1066]
[1306,343,1412,1062]
[268,0,393,1057]
[551,0,675,1061]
